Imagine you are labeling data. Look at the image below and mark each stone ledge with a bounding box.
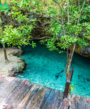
[0,47,26,76]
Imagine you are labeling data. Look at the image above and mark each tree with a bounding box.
[0,0,36,62]
[0,1,9,62]
[39,0,90,96]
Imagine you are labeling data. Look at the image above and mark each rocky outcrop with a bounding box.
[0,47,26,76]
[75,44,90,58]
[8,59,26,77]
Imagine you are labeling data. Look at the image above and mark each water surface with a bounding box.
[15,43,90,98]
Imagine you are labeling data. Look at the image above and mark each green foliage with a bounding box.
[81,5,90,22]
[0,25,33,47]
[38,0,90,51]
[57,35,77,50]
[0,19,2,26]
[0,3,10,13]
[77,38,89,47]
[70,84,75,91]
[48,21,62,36]
[0,1,37,49]
[0,0,90,52]
[31,41,36,48]
[19,0,30,9]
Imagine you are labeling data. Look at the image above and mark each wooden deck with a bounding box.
[0,75,69,109]
[0,75,90,109]
[71,95,90,109]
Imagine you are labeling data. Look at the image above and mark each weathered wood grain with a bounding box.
[26,86,47,109]
[0,76,90,109]
[40,88,51,109]
[0,75,6,82]
[22,85,40,109]
[77,97,86,109]
[4,80,26,105]
[0,75,6,78]
[42,89,55,109]
[47,90,59,109]
[71,96,78,109]
[85,101,90,109]
[0,78,21,103]
[13,82,33,109]
[16,84,37,109]
[71,96,90,109]
[59,98,69,109]
[55,91,63,109]
[3,80,30,109]
[0,77,15,94]
[34,87,48,109]
[26,86,43,109]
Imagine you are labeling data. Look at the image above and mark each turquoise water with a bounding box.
[15,42,90,98]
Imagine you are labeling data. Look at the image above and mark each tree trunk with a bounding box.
[67,0,69,23]
[64,68,74,98]
[0,0,8,62]
[64,43,76,98]
[66,43,76,77]
[2,43,8,62]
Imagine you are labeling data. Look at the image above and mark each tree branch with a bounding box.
[53,0,65,35]
[78,0,86,23]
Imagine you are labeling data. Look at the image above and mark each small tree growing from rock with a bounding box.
[0,0,36,62]
[39,0,90,97]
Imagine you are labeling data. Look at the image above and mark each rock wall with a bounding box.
[75,44,90,58]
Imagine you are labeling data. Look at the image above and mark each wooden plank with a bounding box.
[85,99,90,109]
[34,87,48,109]
[1,80,26,109]
[0,78,21,104]
[0,77,12,87]
[0,74,6,78]
[55,91,63,109]
[48,90,60,109]
[71,96,88,109]
[0,76,7,87]
[77,97,86,109]
[0,77,16,93]
[13,82,33,109]
[16,84,37,109]
[26,86,43,109]
[0,77,16,94]
[40,88,51,109]
[59,98,69,109]
[3,80,30,109]
[0,75,6,82]
[22,85,40,109]
[71,97,77,109]
[42,89,55,109]
[26,86,47,109]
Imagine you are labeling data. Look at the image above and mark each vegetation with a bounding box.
[39,0,90,80]
[0,0,36,61]
[0,0,90,96]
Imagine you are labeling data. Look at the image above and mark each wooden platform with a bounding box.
[0,75,90,109]
[71,95,90,109]
[0,75,69,109]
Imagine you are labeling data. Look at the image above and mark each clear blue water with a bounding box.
[15,43,90,98]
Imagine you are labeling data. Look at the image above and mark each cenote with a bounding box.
[15,42,90,98]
